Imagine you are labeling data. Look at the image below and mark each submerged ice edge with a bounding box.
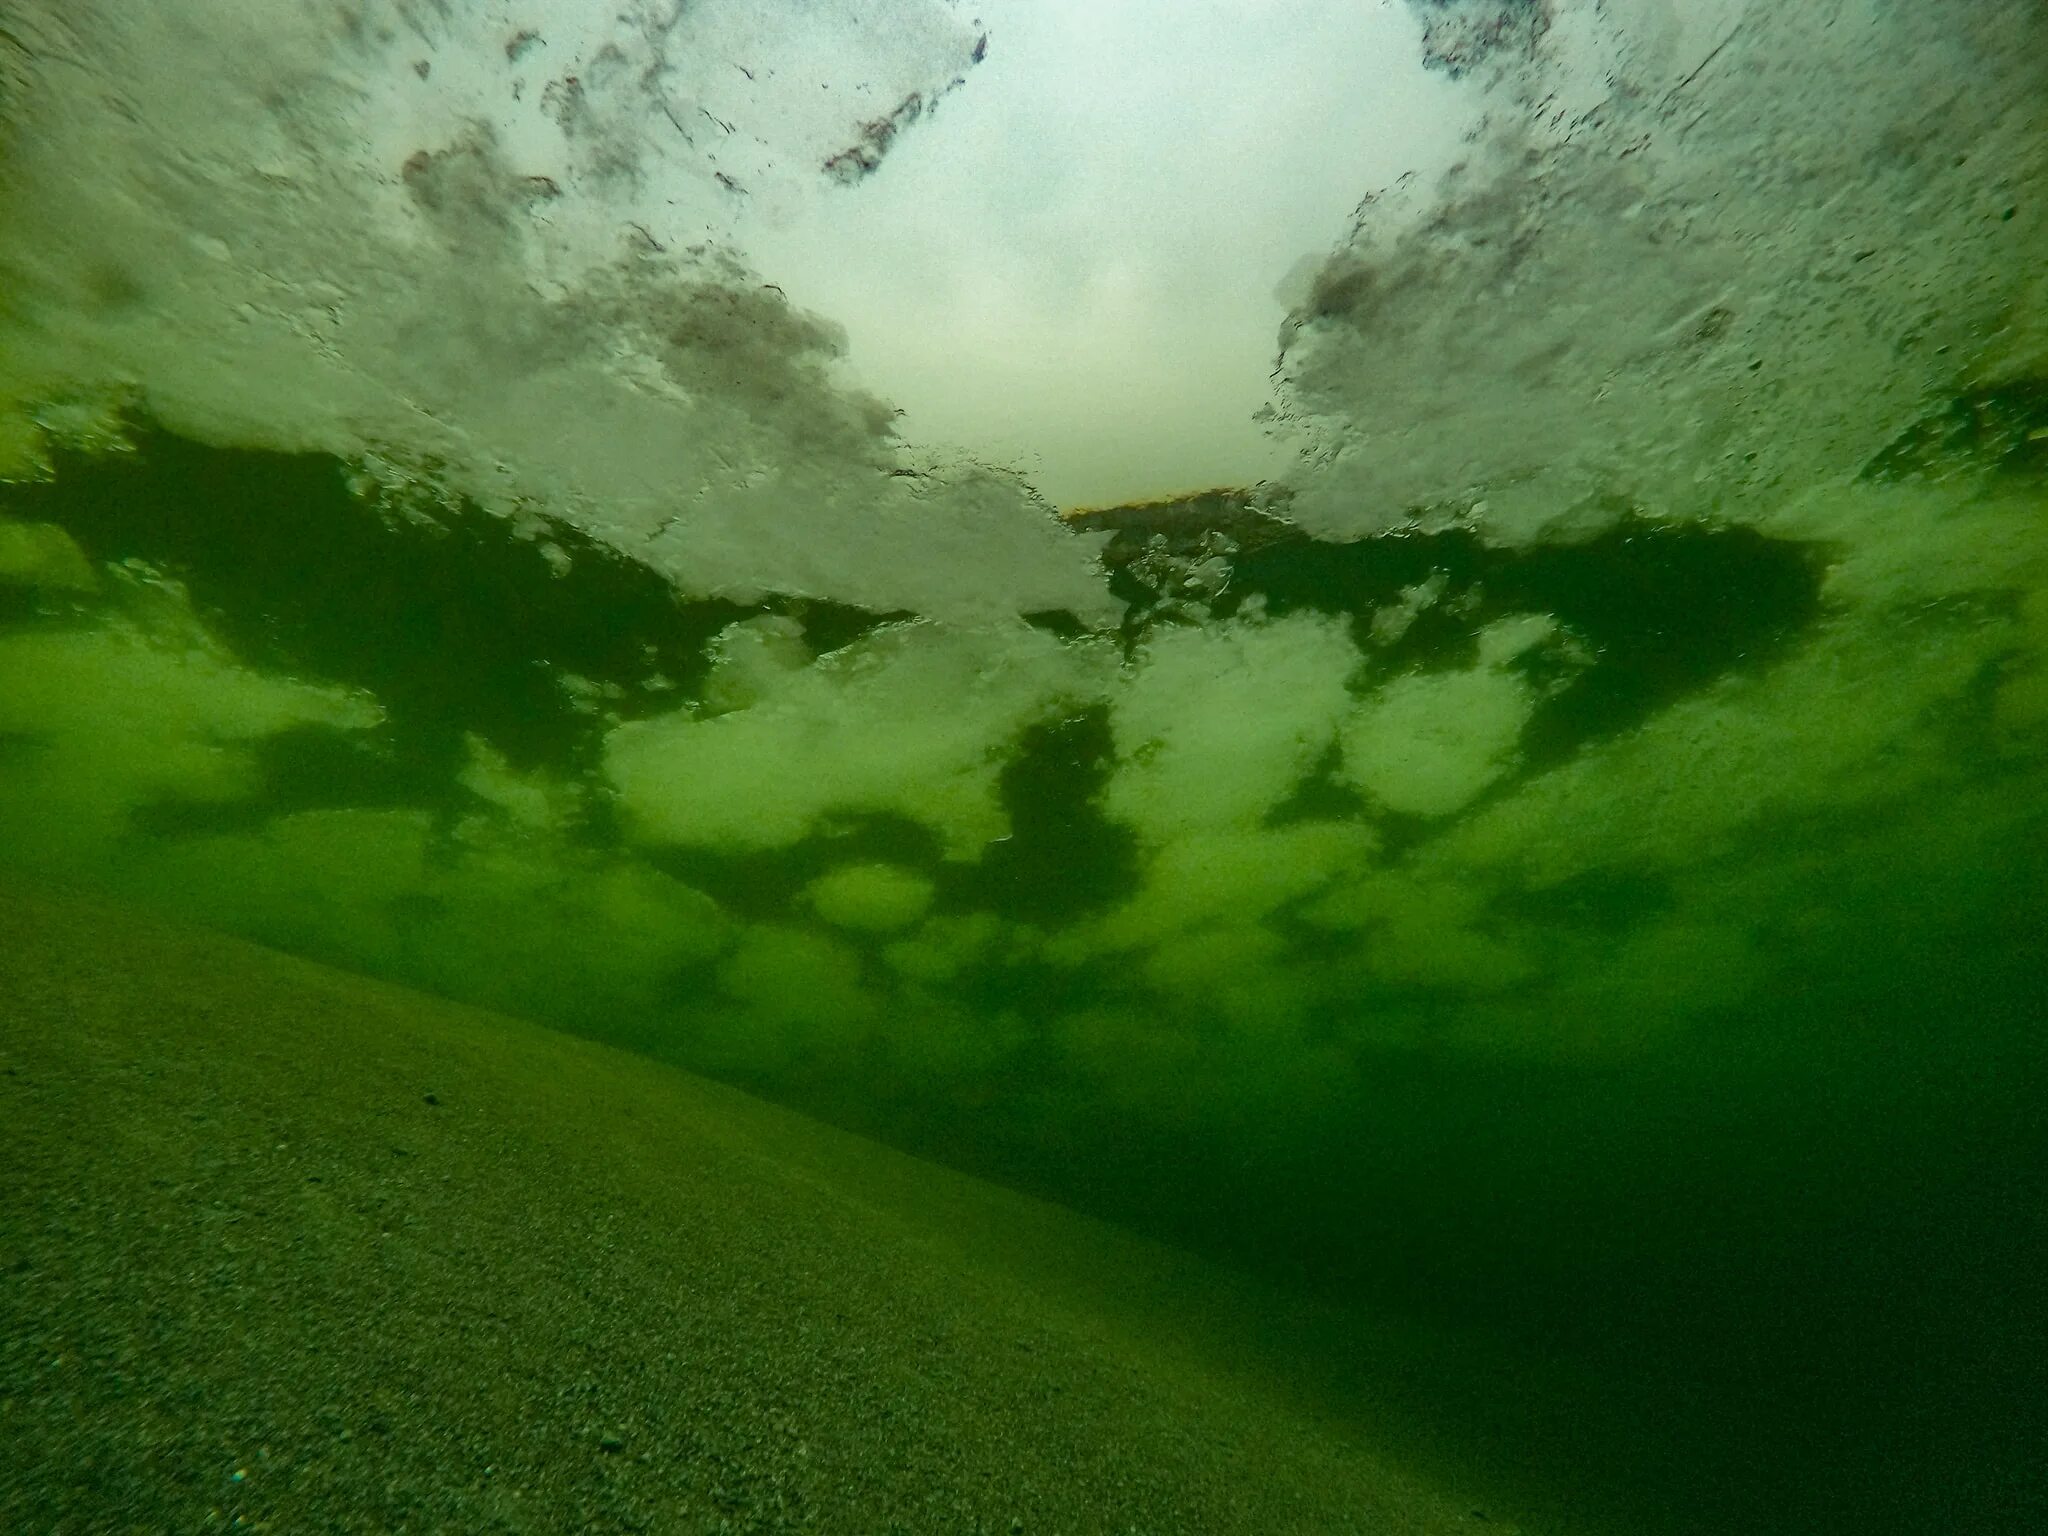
[0,0,1117,623]
[2,2,2042,612]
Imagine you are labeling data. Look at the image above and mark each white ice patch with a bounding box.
[1052,821,1374,963]
[1340,664,1534,818]
[0,616,381,867]
[698,616,813,716]
[605,622,1111,856]
[0,516,96,591]
[0,1,1116,624]
[459,735,571,832]
[1041,611,1378,981]
[1331,611,1553,819]
[1101,613,1363,844]
[805,863,936,934]
[1437,617,2009,892]
[717,924,877,1032]
[881,912,1017,985]
[1275,0,2048,544]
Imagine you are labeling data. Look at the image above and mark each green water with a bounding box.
[3,2,2046,1531]
[4,409,2042,1533]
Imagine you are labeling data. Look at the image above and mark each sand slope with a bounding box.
[0,882,1484,1535]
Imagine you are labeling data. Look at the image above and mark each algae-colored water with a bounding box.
[2,3,2045,1532]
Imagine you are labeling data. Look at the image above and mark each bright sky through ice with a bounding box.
[735,0,1471,510]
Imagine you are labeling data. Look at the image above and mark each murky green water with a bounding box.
[3,3,2044,1531]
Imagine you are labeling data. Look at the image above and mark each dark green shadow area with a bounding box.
[1489,521,1827,769]
[637,705,1140,930]
[1078,494,1829,780]
[0,581,58,626]
[0,421,909,784]
[129,723,479,840]
[834,794,2048,1536]
[1265,740,1373,825]
[947,705,1141,924]
[1488,865,1676,935]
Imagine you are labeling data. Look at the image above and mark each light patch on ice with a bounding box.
[459,735,569,831]
[1054,821,1374,961]
[1275,0,2048,543]
[558,860,731,973]
[1304,873,1536,994]
[1994,588,2048,744]
[699,616,812,717]
[1475,612,1558,666]
[1101,613,1363,844]
[0,411,49,480]
[0,516,96,591]
[0,618,381,867]
[1770,482,2048,613]
[805,863,935,934]
[606,622,1111,857]
[0,1,1118,623]
[1340,664,1534,818]
[1139,924,1311,1035]
[881,913,1016,985]
[1437,621,2004,891]
[717,925,877,1032]
[1367,573,1447,647]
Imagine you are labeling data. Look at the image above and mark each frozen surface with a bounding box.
[1278,0,2047,543]
[606,621,1110,855]
[0,0,1114,622]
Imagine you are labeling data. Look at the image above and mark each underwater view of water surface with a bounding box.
[2,2,2045,1532]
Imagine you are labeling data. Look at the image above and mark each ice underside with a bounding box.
[1,3,2045,1526]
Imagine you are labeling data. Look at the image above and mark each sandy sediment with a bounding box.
[0,880,1482,1535]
